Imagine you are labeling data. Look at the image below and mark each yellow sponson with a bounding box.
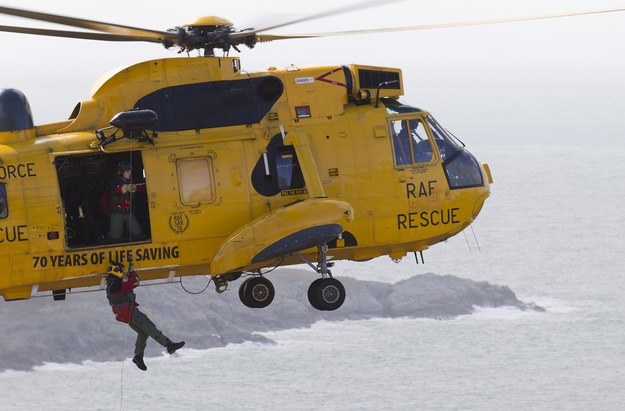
[211,198,354,275]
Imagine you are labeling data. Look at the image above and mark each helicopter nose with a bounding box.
[471,162,493,219]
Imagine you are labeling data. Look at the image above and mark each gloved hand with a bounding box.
[129,271,140,286]
[127,184,137,193]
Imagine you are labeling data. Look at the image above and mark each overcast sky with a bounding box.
[1,0,624,143]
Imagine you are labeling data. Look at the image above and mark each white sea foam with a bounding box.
[466,305,539,320]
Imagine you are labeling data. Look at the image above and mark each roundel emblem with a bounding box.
[168,212,189,234]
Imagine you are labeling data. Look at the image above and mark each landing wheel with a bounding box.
[238,279,253,308]
[239,277,275,309]
[307,278,345,311]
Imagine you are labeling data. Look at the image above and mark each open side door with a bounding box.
[55,150,152,248]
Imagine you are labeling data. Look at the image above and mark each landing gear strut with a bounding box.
[299,243,346,311]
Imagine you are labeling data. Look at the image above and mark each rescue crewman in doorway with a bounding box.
[108,161,145,240]
[106,261,185,371]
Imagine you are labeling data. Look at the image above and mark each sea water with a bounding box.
[1,140,625,410]
[0,302,622,410]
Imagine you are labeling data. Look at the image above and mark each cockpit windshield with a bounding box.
[385,100,484,190]
[425,115,462,162]
[425,115,484,189]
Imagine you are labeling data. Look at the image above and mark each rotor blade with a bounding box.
[0,24,162,42]
[257,7,625,41]
[229,0,410,42]
[0,5,177,41]
[256,33,320,43]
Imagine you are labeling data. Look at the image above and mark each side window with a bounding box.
[276,152,295,190]
[177,158,215,205]
[251,133,306,197]
[0,183,7,218]
[390,119,433,166]
[275,146,305,191]
[391,120,411,165]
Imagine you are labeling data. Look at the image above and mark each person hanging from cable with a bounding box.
[107,160,145,240]
[106,261,185,371]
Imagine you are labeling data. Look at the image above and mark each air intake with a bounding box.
[358,69,401,90]
[0,88,34,132]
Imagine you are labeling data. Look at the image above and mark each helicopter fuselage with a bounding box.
[0,56,491,301]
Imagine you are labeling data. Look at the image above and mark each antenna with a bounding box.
[374,80,399,108]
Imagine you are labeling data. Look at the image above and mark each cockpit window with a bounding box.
[425,116,483,189]
[444,150,484,189]
[0,183,7,218]
[391,119,433,166]
[425,115,462,161]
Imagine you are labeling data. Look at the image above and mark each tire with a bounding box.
[308,278,345,311]
[307,278,325,310]
[238,278,254,308]
[242,276,275,308]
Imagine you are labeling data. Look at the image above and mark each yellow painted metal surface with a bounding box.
[184,16,233,27]
[212,198,353,274]
[0,56,491,301]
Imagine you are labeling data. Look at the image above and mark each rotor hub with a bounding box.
[184,15,234,28]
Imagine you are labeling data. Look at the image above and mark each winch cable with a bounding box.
[118,148,136,410]
[118,312,131,411]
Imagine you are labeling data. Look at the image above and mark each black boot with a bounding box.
[167,341,185,355]
[132,355,147,371]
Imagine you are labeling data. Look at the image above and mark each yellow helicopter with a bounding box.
[0,3,621,309]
